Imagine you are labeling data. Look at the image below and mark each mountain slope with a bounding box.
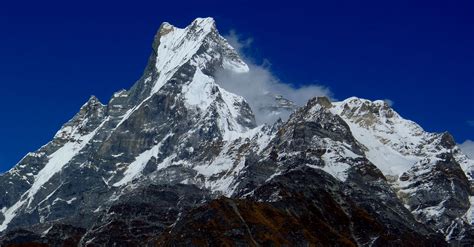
[331,97,474,241]
[0,17,257,233]
[0,17,473,246]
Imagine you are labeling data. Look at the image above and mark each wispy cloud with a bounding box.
[224,30,253,53]
[467,120,474,127]
[383,99,394,107]
[216,30,332,124]
[459,140,474,159]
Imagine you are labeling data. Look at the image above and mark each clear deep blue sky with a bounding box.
[0,0,472,172]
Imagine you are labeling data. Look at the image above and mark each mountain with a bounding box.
[0,17,473,246]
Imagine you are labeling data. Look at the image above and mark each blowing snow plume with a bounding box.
[460,140,474,159]
[215,31,332,124]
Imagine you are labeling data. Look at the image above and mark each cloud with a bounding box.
[459,140,474,159]
[383,99,394,107]
[467,120,474,127]
[216,30,332,124]
[224,30,253,53]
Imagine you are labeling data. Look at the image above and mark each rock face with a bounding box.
[0,17,473,246]
[331,97,474,243]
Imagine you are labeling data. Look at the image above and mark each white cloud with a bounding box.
[383,99,394,107]
[216,30,332,124]
[224,30,253,53]
[459,140,474,159]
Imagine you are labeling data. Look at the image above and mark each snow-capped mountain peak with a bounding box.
[1,18,473,246]
[327,96,474,240]
[150,17,248,96]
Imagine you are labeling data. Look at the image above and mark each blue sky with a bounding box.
[0,0,472,171]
